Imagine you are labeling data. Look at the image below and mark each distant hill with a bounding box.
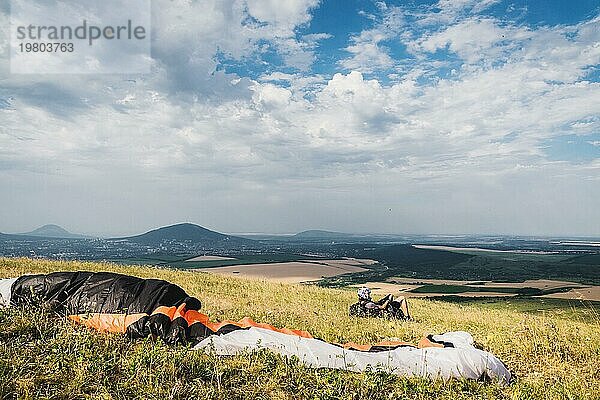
[239,230,407,243]
[18,224,88,239]
[115,223,254,245]
[290,230,387,242]
[0,232,41,241]
[293,230,353,239]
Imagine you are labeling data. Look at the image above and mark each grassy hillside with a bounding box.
[1,258,599,399]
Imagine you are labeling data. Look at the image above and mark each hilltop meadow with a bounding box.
[1,257,599,399]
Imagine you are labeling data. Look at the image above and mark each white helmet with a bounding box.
[357,287,371,300]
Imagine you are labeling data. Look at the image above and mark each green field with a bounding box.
[318,244,600,286]
[409,283,576,296]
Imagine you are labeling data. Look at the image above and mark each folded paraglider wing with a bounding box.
[3,272,314,345]
[8,271,201,344]
[0,273,511,382]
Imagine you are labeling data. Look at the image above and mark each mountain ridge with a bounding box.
[19,224,88,239]
[113,223,254,245]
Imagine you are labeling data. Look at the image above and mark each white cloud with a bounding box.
[341,41,395,73]
[1,2,599,235]
[415,18,528,64]
[246,0,319,32]
[252,83,291,109]
[339,6,403,73]
[437,0,501,14]
[417,0,501,25]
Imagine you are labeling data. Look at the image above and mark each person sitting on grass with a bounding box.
[349,287,411,320]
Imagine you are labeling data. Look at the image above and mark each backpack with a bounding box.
[349,300,406,320]
[349,301,383,318]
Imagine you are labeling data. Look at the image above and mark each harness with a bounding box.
[349,299,406,319]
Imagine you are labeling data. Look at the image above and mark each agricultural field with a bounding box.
[200,258,374,283]
[112,253,332,269]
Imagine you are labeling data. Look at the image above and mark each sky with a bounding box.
[0,0,599,237]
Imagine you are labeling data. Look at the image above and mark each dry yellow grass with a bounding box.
[1,257,600,399]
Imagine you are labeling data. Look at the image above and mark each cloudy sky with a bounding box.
[1,0,599,237]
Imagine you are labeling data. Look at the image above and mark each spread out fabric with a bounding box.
[194,328,512,382]
[0,272,511,383]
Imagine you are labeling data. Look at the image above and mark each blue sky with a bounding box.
[0,0,599,236]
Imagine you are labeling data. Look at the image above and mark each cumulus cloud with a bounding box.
[414,18,528,64]
[246,0,318,32]
[339,6,403,73]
